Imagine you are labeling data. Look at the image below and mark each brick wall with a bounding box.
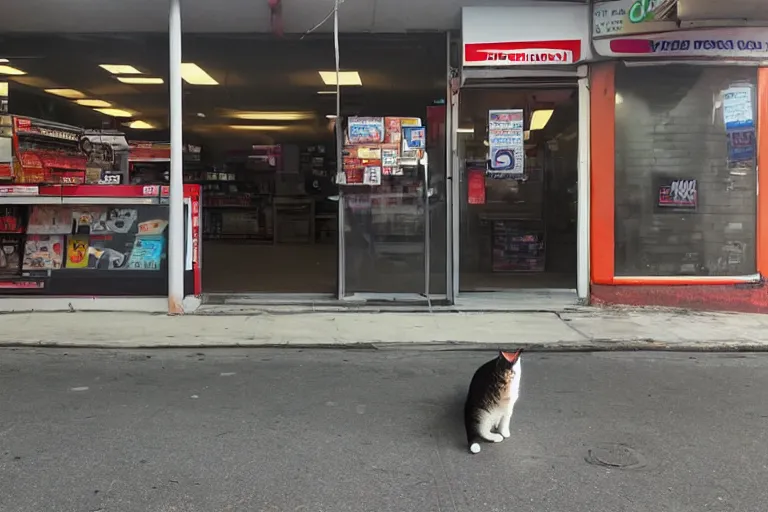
[614,65,757,276]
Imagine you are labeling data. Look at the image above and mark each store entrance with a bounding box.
[456,86,578,292]
[0,32,447,301]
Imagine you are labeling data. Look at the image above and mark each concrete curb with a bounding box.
[1,339,768,352]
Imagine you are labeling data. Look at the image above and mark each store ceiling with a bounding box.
[2,34,448,145]
[3,0,586,33]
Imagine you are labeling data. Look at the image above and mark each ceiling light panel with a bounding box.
[181,63,218,85]
[230,125,288,131]
[76,99,112,107]
[233,111,313,121]
[318,71,362,86]
[0,65,26,76]
[117,77,164,85]
[530,109,554,131]
[45,89,86,99]
[100,65,141,74]
[128,120,155,129]
[94,108,133,118]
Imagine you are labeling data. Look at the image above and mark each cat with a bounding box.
[464,349,522,454]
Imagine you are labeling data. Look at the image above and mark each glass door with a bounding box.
[337,108,448,301]
[455,86,579,293]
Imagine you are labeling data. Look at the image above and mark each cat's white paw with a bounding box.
[489,433,504,443]
[500,428,511,438]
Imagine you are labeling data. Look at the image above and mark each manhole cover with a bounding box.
[585,443,647,470]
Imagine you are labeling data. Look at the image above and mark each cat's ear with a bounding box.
[500,349,522,364]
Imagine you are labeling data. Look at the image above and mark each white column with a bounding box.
[168,0,184,314]
[577,65,591,302]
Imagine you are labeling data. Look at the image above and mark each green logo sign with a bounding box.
[628,0,655,24]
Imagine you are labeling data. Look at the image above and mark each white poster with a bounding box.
[488,109,525,178]
[722,86,754,130]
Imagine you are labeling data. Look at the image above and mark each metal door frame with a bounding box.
[447,65,590,304]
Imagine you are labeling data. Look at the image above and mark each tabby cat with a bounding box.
[463,350,522,454]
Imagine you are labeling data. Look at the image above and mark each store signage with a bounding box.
[0,185,38,196]
[593,27,768,58]
[13,117,80,141]
[467,168,486,205]
[191,197,199,265]
[0,280,44,289]
[593,0,678,38]
[463,40,582,66]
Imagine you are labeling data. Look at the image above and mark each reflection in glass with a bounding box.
[614,65,757,277]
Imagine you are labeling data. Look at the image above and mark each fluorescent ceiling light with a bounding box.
[317,90,337,95]
[181,63,218,85]
[75,99,112,107]
[318,71,362,86]
[0,65,26,76]
[45,89,86,99]
[100,64,141,74]
[94,108,133,118]
[128,120,155,129]
[456,127,474,134]
[530,109,554,131]
[326,114,337,119]
[0,59,8,63]
[233,111,313,121]
[615,93,624,105]
[117,77,164,85]
[230,125,288,131]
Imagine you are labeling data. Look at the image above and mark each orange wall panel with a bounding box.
[590,62,615,284]
[757,68,768,278]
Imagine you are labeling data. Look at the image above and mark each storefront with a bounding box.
[588,0,768,312]
[4,0,766,314]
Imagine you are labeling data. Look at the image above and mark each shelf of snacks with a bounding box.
[491,219,546,273]
[3,116,87,184]
[0,184,201,296]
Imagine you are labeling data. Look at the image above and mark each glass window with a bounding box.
[614,64,757,277]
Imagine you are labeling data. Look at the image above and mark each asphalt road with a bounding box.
[1,348,767,512]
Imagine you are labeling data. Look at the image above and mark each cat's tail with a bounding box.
[464,408,482,454]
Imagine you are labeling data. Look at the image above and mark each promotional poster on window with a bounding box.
[722,85,756,170]
[21,205,168,273]
[655,176,698,212]
[487,109,525,179]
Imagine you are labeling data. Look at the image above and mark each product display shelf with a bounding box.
[195,152,279,243]
[367,170,426,257]
[6,116,88,184]
[0,184,202,295]
[490,217,546,273]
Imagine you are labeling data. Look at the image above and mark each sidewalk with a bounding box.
[1,306,768,350]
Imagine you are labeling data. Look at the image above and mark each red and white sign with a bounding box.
[0,186,39,196]
[462,5,591,68]
[464,40,582,66]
